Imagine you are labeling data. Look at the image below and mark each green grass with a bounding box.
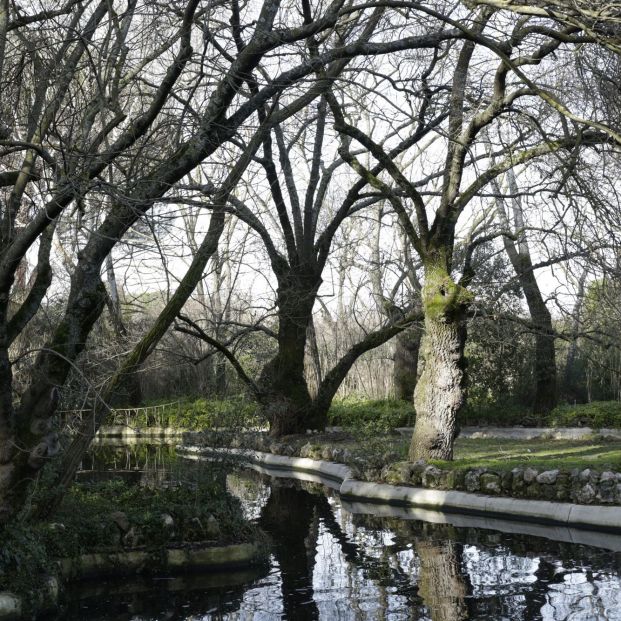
[433,437,621,472]
[309,433,621,473]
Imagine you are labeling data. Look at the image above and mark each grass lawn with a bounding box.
[319,433,621,473]
[434,437,621,472]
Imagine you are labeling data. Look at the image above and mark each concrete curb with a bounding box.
[180,445,621,533]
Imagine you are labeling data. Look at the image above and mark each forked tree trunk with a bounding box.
[259,279,319,436]
[409,264,471,460]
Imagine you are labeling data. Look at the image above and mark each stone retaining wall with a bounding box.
[232,439,621,506]
[379,462,621,505]
[179,445,621,531]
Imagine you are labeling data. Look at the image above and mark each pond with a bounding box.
[61,442,621,620]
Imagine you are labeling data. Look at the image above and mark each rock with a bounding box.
[447,469,467,490]
[331,448,345,463]
[110,511,130,532]
[574,483,597,504]
[597,480,616,504]
[409,461,427,486]
[0,593,21,619]
[321,447,333,460]
[161,513,174,529]
[500,470,513,492]
[422,466,443,488]
[205,515,221,538]
[579,469,599,484]
[281,444,296,457]
[48,522,66,532]
[536,470,559,485]
[465,469,483,493]
[480,472,501,495]
[122,527,140,548]
[523,468,538,483]
[600,471,616,482]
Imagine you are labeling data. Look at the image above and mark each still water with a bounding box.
[62,443,621,620]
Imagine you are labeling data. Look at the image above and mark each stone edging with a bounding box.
[0,542,264,621]
[57,542,263,579]
[179,446,621,532]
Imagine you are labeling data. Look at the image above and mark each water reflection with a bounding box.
[228,472,621,621]
[64,446,621,620]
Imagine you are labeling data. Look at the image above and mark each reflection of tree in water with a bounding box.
[258,478,426,619]
[255,477,621,621]
[385,517,621,620]
[258,481,321,620]
[80,443,227,488]
[416,538,471,621]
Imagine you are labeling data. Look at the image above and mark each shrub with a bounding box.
[458,403,536,427]
[328,397,414,431]
[548,401,621,429]
[111,396,261,430]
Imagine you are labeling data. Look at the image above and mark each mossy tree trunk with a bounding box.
[409,263,471,461]
[258,272,321,436]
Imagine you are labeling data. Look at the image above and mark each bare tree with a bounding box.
[2,0,460,521]
[330,5,609,459]
[493,169,557,414]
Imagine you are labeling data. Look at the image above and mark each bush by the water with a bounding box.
[547,401,621,429]
[111,396,260,429]
[328,398,621,430]
[327,397,414,431]
[0,475,260,604]
[110,395,621,431]
[463,400,621,429]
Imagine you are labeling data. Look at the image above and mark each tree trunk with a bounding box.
[517,257,557,415]
[259,276,319,436]
[562,269,587,402]
[409,264,470,460]
[496,169,557,415]
[106,254,142,408]
[394,325,421,401]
